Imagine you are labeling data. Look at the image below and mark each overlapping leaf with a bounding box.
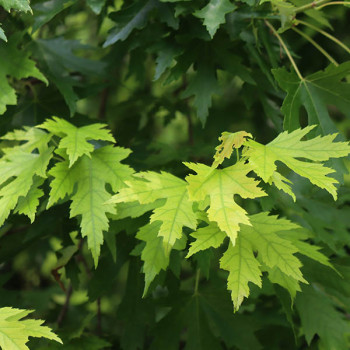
[187,222,226,258]
[136,221,186,294]
[194,0,237,38]
[0,145,52,225]
[48,146,133,265]
[244,125,350,199]
[185,161,266,244]
[108,171,197,252]
[273,62,350,133]
[220,237,262,311]
[213,131,252,167]
[181,61,219,126]
[104,0,156,47]
[0,35,47,114]
[0,307,62,350]
[296,285,350,350]
[39,117,115,166]
[219,212,332,310]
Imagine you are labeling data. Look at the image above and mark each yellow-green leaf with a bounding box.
[185,161,266,244]
[220,237,262,311]
[213,131,252,168]
[39,117,115,166]
[0,307,62,350]
[245,125,350,199]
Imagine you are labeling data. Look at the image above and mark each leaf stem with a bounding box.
[296,19,350,55]
[194,269,200,295]
[236,148,240,162]
[292,27,339,66]
[264,20,304,80]
[294,0,330,14]
[317,1,350,9]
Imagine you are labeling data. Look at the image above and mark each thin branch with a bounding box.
[194,269,200,295]
[56,283,73,326]
[97,298,102,336]
[292,27,339,66]
[264,20,304,80]
[317,1,350,9]
[296,19,350,55]
[98,87,109,120]
[294,0,330,14]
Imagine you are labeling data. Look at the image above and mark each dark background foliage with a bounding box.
[0,0,350,349]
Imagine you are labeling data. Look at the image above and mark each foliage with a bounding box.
[0,0,350,349]
[0,307,61,350]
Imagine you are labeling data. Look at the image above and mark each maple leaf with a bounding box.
[187,222,226,258]
[242,213,307,282]
[181,61,219,126]
[213,131,252,168]
[194,0,237,38]
[108,171,196,253]
[48,145,133,265]
[185,161,266,244]
[0,35,47,115]
[0,307,62,350]
[296,285,350,350]
[0,147,53,226]
[136,221,187,294]
[0,26,6,41]
[39,117,115,166]
[220,237,262,312]
[104,0,156,47]
[0,0,31,12]
[266,266,301,300]
[1,127,52,154]
[14,177,44,223]
[35,38,106,116]
[136,222,170,294]
[219,212,332,310]
[273,62,350,133]
[244,125,350,199]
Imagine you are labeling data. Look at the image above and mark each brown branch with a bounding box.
[97,298,102,335]
[98,87,109,120]
[56,283,73,326]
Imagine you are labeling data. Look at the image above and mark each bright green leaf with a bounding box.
[220,237,262,311]
[245,125,350,199]
[0,307,62,350]
[39,117,115,166]
[187,222,226,257]
[48,145,133,265]
[213,131,252,167]
[185,161,266,244]
[0,147,53,226]
[136,221,170,294]
[109,171,197,253]
[241,213,306,283]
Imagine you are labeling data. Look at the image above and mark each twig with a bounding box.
[296,19,350,55]
[56,284,73,326]
[265,20,304,80]
[97,298,102,335]
[292,27,339,66]
[294,0,330,14]
[317,1,350,9]
[98,87,109,120]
